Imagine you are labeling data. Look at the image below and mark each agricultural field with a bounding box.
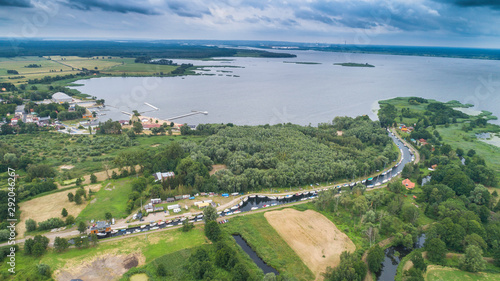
[18,184,101,237]
[0,56,78,84]
[222,211,315,281]
[77,178,134,222]
[264,208,356,280]
[425,265,500,281]
[0,56,181,85]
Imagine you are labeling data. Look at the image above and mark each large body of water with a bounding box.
[71,50,500,125]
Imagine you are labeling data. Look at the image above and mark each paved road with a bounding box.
[3,128,420,247]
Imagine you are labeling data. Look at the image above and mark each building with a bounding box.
[52,92,72,103]
[151,198,162,204]
[153,171,175,182]
[37,116,50,126]
[402,179,415,190]
[197,202,210,209]
[89,221,111,234]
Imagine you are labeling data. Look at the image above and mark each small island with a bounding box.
[334,62,375,67]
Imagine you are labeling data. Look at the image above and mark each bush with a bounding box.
[38,263,51,277]
[37,217,65,231]
[26,218,37,232]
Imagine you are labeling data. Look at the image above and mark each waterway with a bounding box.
[70,49,500,125]
[232,234,279,275]
[376,234,427,281]
[81,131,413,241]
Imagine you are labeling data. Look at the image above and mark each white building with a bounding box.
[52,92,72,103]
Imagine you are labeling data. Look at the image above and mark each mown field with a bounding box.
[425,265,500,281]
[221,211,315,281]
[77,178,133,222]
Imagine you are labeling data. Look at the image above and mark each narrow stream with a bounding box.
[375,234,426,281]
[232,234,279,275]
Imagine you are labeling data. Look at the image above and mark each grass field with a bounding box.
[425,265,500,281]
[437,123,500,178]
[18,184,101,237]
[77,178,133,221]
[0,226,206,281]
[265,209,356,280]
[222,211,315,281]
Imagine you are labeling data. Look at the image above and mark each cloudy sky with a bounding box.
[1,0,500,47]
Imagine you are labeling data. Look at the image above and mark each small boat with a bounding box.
[271,203,277,206]
[343,184,349,187]
[125,231,131,235]
[239,201,244,206]
[166,224,173,227]
[233,210,241,214]
[151,226,159,230]
[367,185,375,188]
[263,204,269,208]
[296,192,302,196]
[285,194,293,198]
[301,198,308,201]
[180,218,186,222]
[150,222,157,227]
[277,196,284,199]
[225,212,233,216]
[375,183,381,186]
[368,177,373,181]
[382,179,388,183]
[350,183,355,187]
[361,180,366,183]
[249,195,256,198]
[158,221,165,225]
[111,230,118,234]
[258,195,266,198]
[251,207,259,210]
[224,208,230,213]
[134,229,141,233]
[140,225,146,229]
[268,196,277,200]
[231,205,239,210]
[243,197,248,202]
[217,212,222,215]
[356,181,361,184]
[197,215,204,219]
[303,191,309,195]
[97,233,107,237]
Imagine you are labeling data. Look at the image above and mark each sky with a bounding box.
[1,0,500,48]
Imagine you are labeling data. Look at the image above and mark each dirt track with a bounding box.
[265,209,355,280]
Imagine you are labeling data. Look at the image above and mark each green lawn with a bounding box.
[222,211,315,281]
[77,178,133,221]
[426,265,500,281]
[0,227,207,280]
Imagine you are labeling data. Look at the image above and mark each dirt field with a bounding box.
[264,209,355,280]
[18,184,101,236]
[210,164,227,175]
[55,252,143,281]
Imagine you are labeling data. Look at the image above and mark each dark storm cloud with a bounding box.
[293,0,466,33]
[0,0,32,7]
[63,0,162,15]
[439,0,500,9]
[167,1,211,18]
